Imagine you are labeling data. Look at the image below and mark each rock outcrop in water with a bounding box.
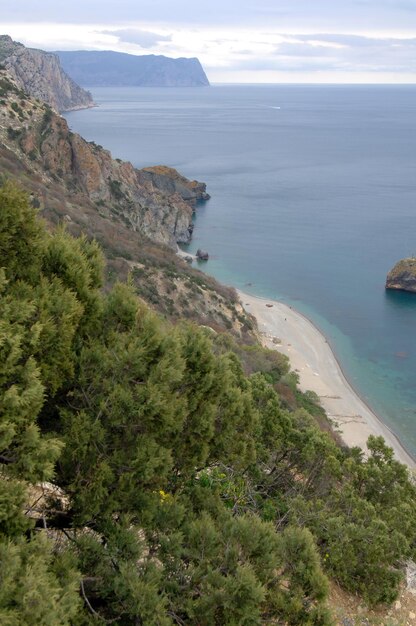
[386,257,416,293]
[196,249,209,261]
[0,68,206,248]
[0,35,94,112]
[56,50,210,87]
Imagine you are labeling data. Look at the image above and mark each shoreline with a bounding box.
[176,245,196,261]
[238,289,416,468]
[61,102,97,114]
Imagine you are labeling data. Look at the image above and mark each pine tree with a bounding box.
[2,181,416,623]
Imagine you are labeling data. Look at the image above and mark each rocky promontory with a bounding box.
[0,68,206,249]
[0,35,94,112]
[141,166,210,206]
[386,257,416,293]
[0,64,255,339]
[56,50,210,87]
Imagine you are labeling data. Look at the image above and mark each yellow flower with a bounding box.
[158,489,172,502]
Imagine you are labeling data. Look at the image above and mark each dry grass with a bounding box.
[329,580,416,625]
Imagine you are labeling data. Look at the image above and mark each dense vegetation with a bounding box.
[1,182,416,625]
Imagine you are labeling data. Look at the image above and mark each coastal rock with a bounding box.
[386,258,416,293]
[140,166,210,206]
[0,67,207,249]
[0,35,94,112]
[196,249,209,261]
[0,69,255,340]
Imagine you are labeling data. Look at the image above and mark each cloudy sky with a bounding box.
[2,0,416,83]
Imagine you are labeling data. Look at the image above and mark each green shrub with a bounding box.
[7,126,21,140]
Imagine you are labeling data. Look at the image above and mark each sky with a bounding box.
[2,0,416,83]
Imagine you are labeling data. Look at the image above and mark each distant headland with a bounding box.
[55,50,210,87]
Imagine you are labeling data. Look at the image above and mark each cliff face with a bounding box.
[386,258,416,293]
[0,35,94,112]
[56,50,210,87]
[141,166,210,206]
[0,68,205,249]
[0,67,255,338]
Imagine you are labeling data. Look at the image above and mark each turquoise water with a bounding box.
[65,85,416,456]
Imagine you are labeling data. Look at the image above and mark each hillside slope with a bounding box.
[2,183,416,625]
[0,67,252,337]
[0,68,208,248]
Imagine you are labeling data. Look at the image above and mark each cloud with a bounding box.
[99,28,171,48]
[3,0,416,31]
[227,57,336,72]
[295,33,416,48]
[274,41,344,58]
[219,32,416,75]
[2,15,416,82]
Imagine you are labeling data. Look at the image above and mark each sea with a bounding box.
[64,84,416,457]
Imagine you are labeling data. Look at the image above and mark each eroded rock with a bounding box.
[196,249,209,261]
[386,258,416,293]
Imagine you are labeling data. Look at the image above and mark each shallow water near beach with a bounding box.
[65,84,416,456]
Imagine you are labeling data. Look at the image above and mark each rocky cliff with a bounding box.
[0,35,94,112]
[0,68,205,248]
[56,50,210,87]
[0,66,254,338]
[386,258,416,293]
[141,166,210,205]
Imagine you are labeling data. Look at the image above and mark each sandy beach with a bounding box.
[239,290,415,468]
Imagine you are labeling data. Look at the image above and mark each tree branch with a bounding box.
[0,453,15,465]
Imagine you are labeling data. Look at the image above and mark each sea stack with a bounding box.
[196,249,209,261]
[385,257,416,293]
